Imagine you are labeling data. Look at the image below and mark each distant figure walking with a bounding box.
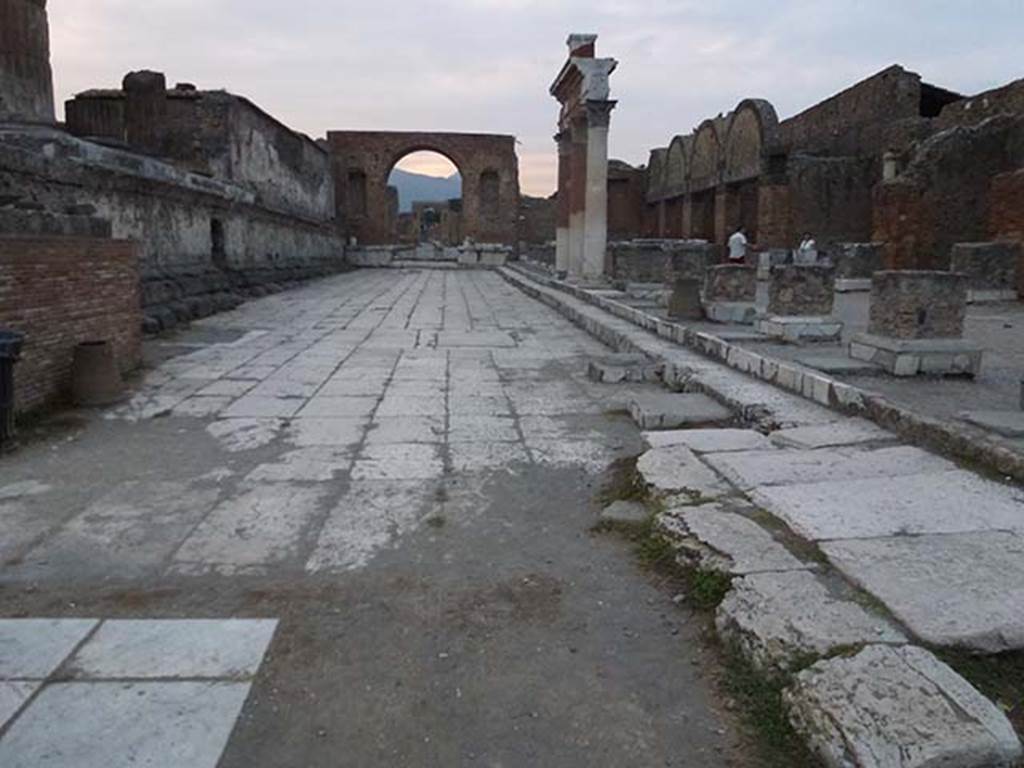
[796,232,818,265]
[728,227,748,264]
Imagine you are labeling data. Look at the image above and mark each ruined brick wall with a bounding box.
[328,131,519,246]
[608,161,645,239]
[67,87,333,222]
[989,168,1024,296]
[872,114,1024,270]
[518,195,555,244]
[777,66,925,157]
[0,0,54,123]
[786,155,878,249]
[0,236,142,413]
[937,78,1024,131]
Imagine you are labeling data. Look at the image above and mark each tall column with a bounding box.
[0,0,55,123]
[568,118,588,279]
[554,131,571,275]
[582,101,614,280]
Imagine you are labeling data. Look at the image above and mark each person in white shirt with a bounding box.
[796,232,818,265]
[727,227,748,263]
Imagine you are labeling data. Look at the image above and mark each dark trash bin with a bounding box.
[0,330,25,449]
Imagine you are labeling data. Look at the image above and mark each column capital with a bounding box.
[585,99,617,129]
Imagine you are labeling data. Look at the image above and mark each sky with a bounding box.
[48,0,1023,196]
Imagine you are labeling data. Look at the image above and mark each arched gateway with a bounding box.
[327,131,520,246]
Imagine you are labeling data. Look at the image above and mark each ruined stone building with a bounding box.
[625,65,1024,285]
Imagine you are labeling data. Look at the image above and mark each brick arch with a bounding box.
[663,135,690,197]
[723,99,779,182]
[327,130,520,245]
[689,120,721,190]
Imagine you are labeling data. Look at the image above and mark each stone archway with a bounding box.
[327,131,520,245]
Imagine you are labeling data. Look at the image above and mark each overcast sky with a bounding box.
[49,0,1022,196]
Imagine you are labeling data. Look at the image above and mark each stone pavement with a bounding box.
[504,266,1024,764]
[0,269,747,767]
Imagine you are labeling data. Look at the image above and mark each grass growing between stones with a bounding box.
[939,650,1024,736]
[596,454,649,507]
[594,495,820,768]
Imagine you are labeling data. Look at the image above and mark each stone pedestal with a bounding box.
[828,242,885,292]
[756,265,842,342]
[950,242,1021,303]
[668,278,703,320]
[703,264,758,324]
[848,271,982,376]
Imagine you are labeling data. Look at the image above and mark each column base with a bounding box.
[848,333,983,377]
[756,315,844,343]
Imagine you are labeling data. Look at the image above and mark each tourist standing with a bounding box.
[796,232,818,265]
[728,226,749,264]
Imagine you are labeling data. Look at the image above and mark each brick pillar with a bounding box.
[555,131,571,274]
[714,185,728,244]
[123,70,168,156]
[568,118,588,278]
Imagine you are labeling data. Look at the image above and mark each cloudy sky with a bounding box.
[49,0,1022,196]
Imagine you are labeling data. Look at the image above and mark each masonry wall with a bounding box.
[0,236,142,413]
[873,114,1024,269]
[519,195,556,244]
[989,168,1024,296]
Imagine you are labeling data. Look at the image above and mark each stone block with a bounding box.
[755,316,843,343]
[642,428,773,453]
[667,277,703,320]
[636,445,732,499]
[795,355,882,376]
[717,572,905,672]
[599,500,649,526]
[703,264,757,302]
[950,241,1021,301]
[752,469,1024,541]
[628,393,733,430]
[785,645,1022,768]
[586,353,659,383]
[769,419,892,449]
[848,332,983,377]
[867,270,967,339]
[703,301,757,325]
[766,265,836,316]
[822,531,1024,652]
[705,445,956,490]
[833,277,872,292]
[659,504,809,576]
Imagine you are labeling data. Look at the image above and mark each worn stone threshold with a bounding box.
[500,264,1024,483]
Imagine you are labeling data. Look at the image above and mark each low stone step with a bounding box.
[629,393,732,430]
[636,445,731,500]
[587,353,659,384]
[785,645,1022,767]
[643,428,773,453]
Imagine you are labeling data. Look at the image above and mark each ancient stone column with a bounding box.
[582,101,614,280]
[123,70,168,156]
[568,118,588,279]
[0,0,56,123]
[555,131,571,275]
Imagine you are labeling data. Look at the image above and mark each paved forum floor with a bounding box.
[0,269,747,767]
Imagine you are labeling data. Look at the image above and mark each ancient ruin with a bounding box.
[1,4,1024,767]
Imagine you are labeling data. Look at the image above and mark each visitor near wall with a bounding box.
[727,227,748,263]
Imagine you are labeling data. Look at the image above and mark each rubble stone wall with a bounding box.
[767,264,836,315]
[868,271,967,339]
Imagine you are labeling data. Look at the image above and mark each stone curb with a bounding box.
[499,265,1024,483]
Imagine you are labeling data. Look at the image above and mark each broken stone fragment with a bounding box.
[599,500,649,526]
[716,571,905,672]
[657,503,810,576]
[784,645,1023,768]
[636,446,731,500]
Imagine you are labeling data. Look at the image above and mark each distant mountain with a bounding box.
[388,168,462,213]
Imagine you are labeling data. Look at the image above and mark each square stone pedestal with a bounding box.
[756,316,843,342]
[849,333,983,377]
[704,301,757,325]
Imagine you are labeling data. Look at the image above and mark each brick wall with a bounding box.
[0,236,142,413]
[989,168,1024,296]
